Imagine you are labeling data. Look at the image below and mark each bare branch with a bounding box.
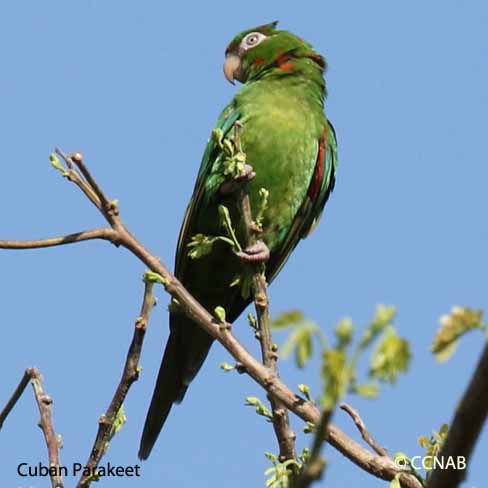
[340,403,388,456]
[292,409,334,488]
[427,343,488,488]
[0,228,117,250]
[77,279,156,488]
[54,149,103,211]
[29,368,64,488]
[1,368,63,488]
[0,369,31,430]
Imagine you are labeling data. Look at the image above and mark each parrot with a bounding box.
[139,21,338,460]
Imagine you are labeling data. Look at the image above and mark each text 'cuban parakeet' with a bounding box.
[139,21,338,459]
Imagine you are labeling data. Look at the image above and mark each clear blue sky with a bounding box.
[1,1,487,487]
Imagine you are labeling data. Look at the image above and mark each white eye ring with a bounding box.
[240,32,267,51]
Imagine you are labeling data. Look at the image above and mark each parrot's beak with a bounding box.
[223,54,241,85]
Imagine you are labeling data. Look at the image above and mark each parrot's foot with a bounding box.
[235,240,270,264]
[219,164,256,195]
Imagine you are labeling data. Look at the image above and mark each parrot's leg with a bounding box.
[219,164,256,195]
[235,240,270,264]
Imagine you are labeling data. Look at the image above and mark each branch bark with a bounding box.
[29,368,64,488]
[340,402,388,456]
[0,368,63,488]
[0,228,117,250]
[0,369,31,430]
[427,343,488,488]
[77,279,156,488]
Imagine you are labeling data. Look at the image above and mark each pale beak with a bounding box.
[223,54,241,85]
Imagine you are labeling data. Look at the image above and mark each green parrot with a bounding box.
[139,21,338,460]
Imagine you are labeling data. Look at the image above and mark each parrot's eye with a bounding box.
[241,32,267,50]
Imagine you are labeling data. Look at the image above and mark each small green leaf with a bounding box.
[245,396,273,420]
[271,310,305,329]
[322,348,349,409]
[335,318,354,348]
[49,153,67,174]
[298,383,312,401]
[256,187,270,228]
[220,362,234,372]
[214,306,226,323]
[280,323,321,368]
[351,381,380,398]
[212,128,224,145]
[264,452,278,462]
[298,447,310,464]
[369,327,410,383]
[358,305,396,350]
[431,307,485,362]
[248,313,258,330]
[417,423,449,470]
[218,204,242,251]
[389,473,402,488]
[167,298,180,314]
[108,405,127,443]
[143,271,168,286]
[296,331,312,368]
[187,233,234,259]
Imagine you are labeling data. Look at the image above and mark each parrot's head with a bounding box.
[223,21,326,84]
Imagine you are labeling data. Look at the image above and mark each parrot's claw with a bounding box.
[219,164,256,195]
[235,240,270,264]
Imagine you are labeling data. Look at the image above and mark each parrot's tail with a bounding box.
[138,315,215,460]
[138,331,185,460]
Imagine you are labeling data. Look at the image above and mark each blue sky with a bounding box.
[1,1,487,487]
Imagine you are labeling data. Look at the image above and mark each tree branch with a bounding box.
[0,228,117,250]
[340,402,388,456]
[427,343,488,488]
[0,369,31,430]
[237,180,296,463]
[292,409,333,488]
[2,149,423,488]
[77,278,156,488]
[29,368,64,488]
[1,368,63,487]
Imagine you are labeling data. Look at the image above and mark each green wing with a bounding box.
[175,104,241,276]
[267,120,338,283]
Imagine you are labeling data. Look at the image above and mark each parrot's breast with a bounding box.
[236,78,326,250]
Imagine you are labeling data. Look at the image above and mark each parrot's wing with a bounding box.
[175,104,241,275]
[267,120,338,283]
[138,105,241,461]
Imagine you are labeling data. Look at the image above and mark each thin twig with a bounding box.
[77,279,156,488]
[55,148,103,211]
[0,368,63,488]
[68,151,118,224]
[0,228,117,250]
[292,409,334,488]
[0,369,31,430]
[427,343,488,488]
[340,403,388,456]
[238,185,297,463]
[29,368,64,488]
[2,149,423,488]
